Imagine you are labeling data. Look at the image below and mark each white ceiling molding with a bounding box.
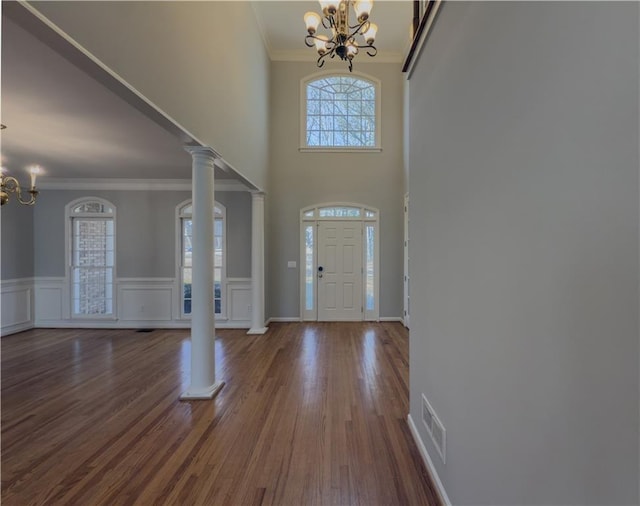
[37,178,252,192]
[250,2,275,60]
[270,49,403,63]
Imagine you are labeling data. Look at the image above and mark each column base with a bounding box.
[180,381,224,400]
[247,326,269,335]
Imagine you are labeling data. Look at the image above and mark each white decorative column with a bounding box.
[180,146,224,400]
[248,191,268,334]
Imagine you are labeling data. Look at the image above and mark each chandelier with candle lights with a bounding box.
[303,0,378,72]
[0,166,41,206]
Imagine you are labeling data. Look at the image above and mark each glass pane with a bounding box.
[305,225,314,311]
[305,76,376,148]
[303,210,314,218]
[183,267,192,315]
[183,267,192,285]
[318,206,361,218]
[365,210,376,218]
[72,217,114,315]
[366,225,375,311]
[182,205,192,215]
[183,219,193,266]
[214,299,221,314]
[73,202,112,213]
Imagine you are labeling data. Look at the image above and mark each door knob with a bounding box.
[318,266,323,278]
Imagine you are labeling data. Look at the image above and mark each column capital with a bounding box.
[251,191,266,201]
[184,145,220,160]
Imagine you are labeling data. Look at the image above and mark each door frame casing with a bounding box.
[299,202,380,321]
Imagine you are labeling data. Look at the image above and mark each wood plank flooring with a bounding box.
[1,322,441,505]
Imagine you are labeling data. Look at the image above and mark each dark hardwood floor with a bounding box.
[1,322,441,505]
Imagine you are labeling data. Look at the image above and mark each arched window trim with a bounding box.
[175,199,227,320]
[299,70,382,152]
[65,197,117,320]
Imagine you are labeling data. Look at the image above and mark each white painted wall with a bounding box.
[408,2,639,504]
[30,1,270,190]
[267,61,405,320]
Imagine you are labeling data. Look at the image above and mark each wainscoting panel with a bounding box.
[35,278,66,323]
[227,278,252,326]
[29,276,253,330]
[118,279,174,322]
[1,278,34,336]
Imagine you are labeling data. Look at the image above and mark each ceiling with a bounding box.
[252,0,414,62]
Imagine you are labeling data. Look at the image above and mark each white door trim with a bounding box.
[403,193,410,328]
[299,202,380,322]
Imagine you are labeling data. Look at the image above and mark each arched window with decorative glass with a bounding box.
[177,201,226,318]
[66,198,116,317]
[301,73,381,150]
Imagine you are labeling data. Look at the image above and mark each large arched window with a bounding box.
[177,201,226,318]
[67,198,115,317]
[301,73,380,149]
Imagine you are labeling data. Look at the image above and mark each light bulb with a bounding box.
[319,0,337,15]
[354,0,373,22]
[347,42,359,59]
[29,165,41,189]
[304,12,322,34]
[314,35,329,55]
[363,22,378,44]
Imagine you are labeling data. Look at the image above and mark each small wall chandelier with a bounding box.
[304,0,378,72]
[0,166,41,206]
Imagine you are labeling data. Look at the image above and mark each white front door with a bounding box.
[317,221,363,321]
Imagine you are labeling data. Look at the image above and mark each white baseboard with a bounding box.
[1,321,35,337]
[407,414,451,506]
[379,316,404,322]
[266,317,301,324]
[266,317,404,324]
[31,320,250,330]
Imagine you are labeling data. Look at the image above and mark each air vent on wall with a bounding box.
[421,393,446,464]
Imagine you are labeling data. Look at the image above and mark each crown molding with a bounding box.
[37,178,251,192]
[250,2,275,61]
[270,49,403,64]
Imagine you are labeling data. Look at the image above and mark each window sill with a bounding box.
[178,316,228,321]
[71,315,118,321]
[299,147,382,153]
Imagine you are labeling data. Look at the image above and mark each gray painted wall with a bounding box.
[408,2,639,504]
[32,1,270,190]
[267,61,405,319]
[1,203,35,280]
[33,190,251,278]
